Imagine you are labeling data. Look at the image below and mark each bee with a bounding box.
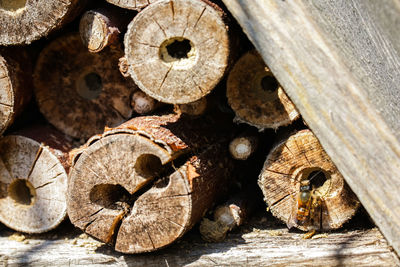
[287,170,330,238]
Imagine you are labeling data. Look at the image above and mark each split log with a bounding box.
[258,129,360,231]
[79,6,134,53]
[131,90,163,115]
[124,0,230,104]
[34,33,137,140]
[0,49,32,135]
[68,113,233,253]
[227,50,299,129]
[0,0,88,45]
[0,125,73,233]
[229,132,258,160]
[105,0,157,11]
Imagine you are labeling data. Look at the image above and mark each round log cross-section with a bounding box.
[124,0,230,104]
[0,50,32,135]
[105,0,157,11]
[227,50,299,129]
[0,0,88,45]
[68,114,232,253]
[0,126,72,233]
[34,33,137,140]
[258,129,360,231]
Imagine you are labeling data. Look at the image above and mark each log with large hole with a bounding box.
[227,50,299,129]
[123,0,231,104]
[0,48,32,135]
[0,125,73,233]
[34,33,137,140]
[67,113,233,253]
[0,0,88,45]
[258,129,360,231]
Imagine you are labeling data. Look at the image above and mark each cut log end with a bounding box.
[258,129,360,231]
[131,90,161,114]
[227,50,299,129]
[79,10,120,53]
[229,135,258,160]
[0,0,86,45]
[34,33,136,139]
[68,115,232,253]
[0,50,32,135]
[0,133,70,233]
[106,0,156,11]
[177,97,208,116]
[124,0,230,104]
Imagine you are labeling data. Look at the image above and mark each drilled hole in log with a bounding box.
[301,168,331,197]
[90,184,132,209]
[261,75,279,92]
[0,0,26,12]
[134,154,163,178]
[8,179,36,206]
[76,72,103,100]
[159,37,196,68]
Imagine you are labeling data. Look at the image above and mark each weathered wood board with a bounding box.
[222,0,400,256]
[0,214,398,266]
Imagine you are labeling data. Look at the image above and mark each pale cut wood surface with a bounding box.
[0,213,398,266]
[222,0,400,256]
[124,0,230,104]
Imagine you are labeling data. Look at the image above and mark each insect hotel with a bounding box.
[0,0,399,265]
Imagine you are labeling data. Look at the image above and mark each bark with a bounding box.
[0,48,32,135]
[258,129,360,231]
[123,0,231,104]
[34,33,137,140]
[227,50,299,129]
[0,125,73,233]
[0,0,88,45]
[79,6,134,53]
[68,113,233,253]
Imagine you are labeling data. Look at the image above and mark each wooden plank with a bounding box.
[222,0,400,256]
[0,215,398,266]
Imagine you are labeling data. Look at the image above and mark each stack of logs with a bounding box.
[0,0,359,254]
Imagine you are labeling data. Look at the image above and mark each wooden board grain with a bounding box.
[0,214,398,266]
[221,0,400,256]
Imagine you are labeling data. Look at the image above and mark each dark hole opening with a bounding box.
[8,179,35,206]
[261,75,279,92]
[166,39,192,59]
[307,170,327,189]
[134,154,163,178]
[90,184,132,209]
[85,72,102,92]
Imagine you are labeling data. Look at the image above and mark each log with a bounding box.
[199,188,258,242]
[222,0,400,255]
[229,132,258,160]
[67,113,233,253]
[34,33,137,140]
[177,97,208,117]
[0,217,398,266]
[131,90,162,115]
[105,0,157,11]
[227,50,299,129]
[0,125,73,233]
[258,130,359,231]
[0,0,88,45]
[0,49,32,135]
[124,0,231,104]
[79,6,134,53]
